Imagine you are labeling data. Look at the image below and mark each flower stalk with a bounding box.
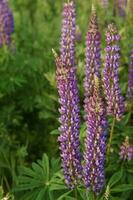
[127,49,133,100]
[53,1,82,189]
[83,75,108,195]
[103,23,125,121]
[119,136,133,161]
[0,0,14,47]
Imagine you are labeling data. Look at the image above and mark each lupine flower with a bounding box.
[103,24,125,121]
[75,25,82,42]
[83,76,108,195]
[127,49,133,99]
[100,0,109,8]
[127,0,133,12]
[53,1,82,189]
[60,0,76,69]
[0,0,14,47]
[119,136,133,161]
[115,0,127,17]
[84,6,101,98]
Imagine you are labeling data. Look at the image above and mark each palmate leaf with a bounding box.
[18,188,42,200]
[50,170,66,191]
[14,153,66,200]
[16,154,50,192]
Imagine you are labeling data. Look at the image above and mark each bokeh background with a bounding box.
[0,0,133,199]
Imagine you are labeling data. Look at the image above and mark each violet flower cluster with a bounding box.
[103,24,125,121]
[54,1,127,194]
[83,8,107,195]
[100,0,109,8]
[115,0,127,17]
[75,25,82,43]
[54,1,82,189]
[84,7,101,98]
[0,0,14,46]
[83,76,108,195]
[127,49,133,99]
[119,137,133,161]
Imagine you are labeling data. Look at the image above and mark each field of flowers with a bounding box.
[0,0,133,200]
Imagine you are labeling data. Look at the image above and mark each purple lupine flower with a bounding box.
[53,1,82,189]
[75,25,82,42]
[100,0,109,8]
[103,24,125,121]
[128,1,133,12]
[0,0,14,47]
[83,75,108,195]
[127,49,133,99]
[60,0,76,69]
[119,136,133,161]
[84,7,101,98]
[115,0,127,17]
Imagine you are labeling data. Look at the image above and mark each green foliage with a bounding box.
[0,0,132,199]
[14,154,68,200]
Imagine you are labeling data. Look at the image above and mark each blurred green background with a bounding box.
[0,0,133,199]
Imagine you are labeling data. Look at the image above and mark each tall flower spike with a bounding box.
[103,24,125,121]
[119,136,133,161]
[83,75,108,195]
[127,49,133,99]
[100,0,109,8]
[115,0,127,17]
[54,0,82,189]
[84,6,101,98]
[0,0,14,47]
[60,0,76,68]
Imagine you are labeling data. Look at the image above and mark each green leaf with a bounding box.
[15,153,50,193]
[128,173,133,184]
[57,191,72,200]
[77,188,87,199]
[0,186,3,199]
[48,190,54,200]
[108,169,123,187]
[49,183,67,191]
[110,196,123,200]
[19,189,40,200]
[50,129,59,135]
[65,196,75,200]
[36,188,47,200]
[41,153,49,182]
[111,184,133,192]
[51,158,60,173]
[127,169,133,173]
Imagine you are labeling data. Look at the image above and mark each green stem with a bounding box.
[75,188,78,200]
[4,176,10,191]
[107,117,116,155]
[93,192,97,200]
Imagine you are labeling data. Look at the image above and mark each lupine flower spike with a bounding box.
[100,0,109,8]
[115,0,127,17]
[84,5,101,98]
[75,25,82,42]
[0,0,14,47]
[53,0,82,189]
[83,8,107,194]
[127,49,133,100]
[83,75,108,195]
[119,136,133,161]
[103,24,125,121]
